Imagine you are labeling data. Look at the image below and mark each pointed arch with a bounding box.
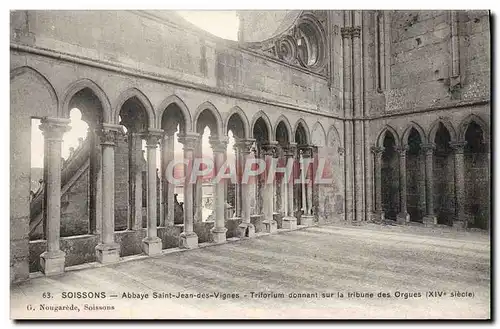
[157,95,193,132]
[11,66,59,111]
[250,110,273,141]
[193,101,223,136]
[114,87,155,129]
[326,124,342,148]
[428,119,457,143]
[294,118,311,145]
[61,78,112,123]
[273,115,293,144]
[401,121,427,146]
[311,121,327,147]
[225,106,250,139]
[458,114,490,143]
[376,125,400,148]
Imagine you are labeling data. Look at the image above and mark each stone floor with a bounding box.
[11,223,490,319]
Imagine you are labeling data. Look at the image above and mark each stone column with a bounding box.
[38,117,70,275]
[262,142,278,233]
[162,132,175,226]
[129,132,143,230]
[95,124,122,264]
[209,137,228,243]
[282,143,297,229]
[141,129,163,255]
[370,146,385,221]
[233,143,241,218]
[301,146,314,226]
[396,146,410,224]
[178,133,200,248]
[236,139,256,238]
[450,141,467,228]
[422,143,437,225]
[194,141,203,222]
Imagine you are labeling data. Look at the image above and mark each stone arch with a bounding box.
[61,78,112,123]
[114,87,155,129]
[250,110,273,141]
[157,95,192,133]
[401,121,427,146]
[458,114,490,144]
[274,115,293,144]
[376,125,400,148]
[294,118,311,145]
[311,121,327,148]
[193,101,223,136]
[225,106,250,139]
[10,66,59,117]
[428,119,457,143]
[326,124,342,148]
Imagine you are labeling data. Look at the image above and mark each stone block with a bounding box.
[237,222,255,238]
[282,216,297,230]
[40,250,66,276]
[210,227,228,244]
[95,243,120,264]
[263,220,277,234]
[396,212,410,224]
[179,232,198,249]
[142,237,162,256]
[423,215,437,226]
[301,215,314,227]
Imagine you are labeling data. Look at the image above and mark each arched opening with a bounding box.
[381,131,399,220]
[161,103,189,226]
[195,108,220,223]
[275,121,290,217]
[405,128,425,222]
[118,97,150,231]
[464,122,489,229]
[227,112,247,219]
[433,123,455,225]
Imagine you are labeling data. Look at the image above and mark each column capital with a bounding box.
[178,132,200,151]
[449,141,467,154]
[143,129,164,147]
[338,147,345,156]
[39,117,71,140]
[234,138,256,155]
[351,26,361,38]
[395,145,408,156]
[284,143,297,158]
[341,27,352,39]
[370,146,384,155]
[299,145,314,158]
[99,123,122,146]
[209,136,228,153]
[262,142,279,157]
[421,143,436,154]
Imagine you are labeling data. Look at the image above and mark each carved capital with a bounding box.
[338,147,345,156]
[449,141,467,154]
[351,26,361,38]
[234,138,256,155]
[284,143,297,158]
[177,132,200,152]
[421,143,436,155]
[340,27,352,39]
[262,142,278,157]
[39,117,71,141]
[299,145,314,158]
[143,129,163,148]
[209,136,228,153]
[395,146,408,156]
[99,123,122,146]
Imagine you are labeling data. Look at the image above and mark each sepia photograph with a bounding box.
[9,8,491,320]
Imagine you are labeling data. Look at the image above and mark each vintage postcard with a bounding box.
[10,9,491,319]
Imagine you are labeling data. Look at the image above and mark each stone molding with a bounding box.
[39,117,71,141]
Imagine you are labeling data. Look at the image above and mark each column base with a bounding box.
[301,215,314,227]
[238,222,255,238]
[453,220,467,229]
[396,212,410,225]
[95,243,120,264]
[423,215,437,226]
[282,216,297,230]
[263,220,277,233]
[142,237,162,256]
[40,250,66,276]
[210,227,228,244]
[179,232,198,249]
[370,211,385,222]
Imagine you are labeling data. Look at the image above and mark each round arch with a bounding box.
[193,101,223,136]
[114,87,155,129]
[250,110,273,141]
[225,106,250,139]
[376,125,401,148]
[428,119,457,143]
[458,114,490,143]
[61,78,112,123]
[157,95,193,132]
[401,121,427,146]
